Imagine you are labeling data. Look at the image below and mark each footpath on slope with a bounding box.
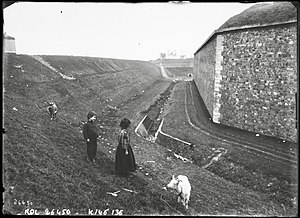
[31,55,76,80]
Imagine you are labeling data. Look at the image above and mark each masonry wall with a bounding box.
[218,23,297,142]
[193,36,217,117]
[4,38,16,53]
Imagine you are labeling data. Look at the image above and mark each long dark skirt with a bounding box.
[115,144,136,175]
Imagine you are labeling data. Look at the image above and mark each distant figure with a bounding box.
[115,118,137,176]
[83,111,99,163]
[46,101,58,120]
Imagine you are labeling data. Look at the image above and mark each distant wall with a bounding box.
[4,38,16,53]
[153,58,194,77]
[152,58,193,68]
[165,67,193,77]
[194,22,297,142]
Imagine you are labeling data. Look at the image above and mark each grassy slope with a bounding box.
[218,2,297,31]
[2,54,296,215]
[2,54,171,215]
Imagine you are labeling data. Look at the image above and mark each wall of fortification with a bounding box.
[193,36,217,117]
[193,23,297,142]
[219,24,297,141]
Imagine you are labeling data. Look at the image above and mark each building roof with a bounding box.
[194,2,297,55]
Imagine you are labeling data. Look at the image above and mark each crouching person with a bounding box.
[83,111,99,163]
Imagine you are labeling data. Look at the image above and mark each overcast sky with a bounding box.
[3,2,258,61]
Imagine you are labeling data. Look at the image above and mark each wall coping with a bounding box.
[194,20,297,55]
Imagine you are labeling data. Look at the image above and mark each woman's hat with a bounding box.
[87,111,97,120]
[120,117,131,129]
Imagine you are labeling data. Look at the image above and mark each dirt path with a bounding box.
[159,64,170,78]
[31,55,76,80]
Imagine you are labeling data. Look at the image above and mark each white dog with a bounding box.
[166,175,191,209]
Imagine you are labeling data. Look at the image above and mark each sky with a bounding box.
[3,1,259,61]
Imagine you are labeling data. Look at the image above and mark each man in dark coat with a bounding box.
[83,111,99,163]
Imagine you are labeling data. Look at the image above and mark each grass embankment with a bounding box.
[3,54,175,215]
[218,2,297,31]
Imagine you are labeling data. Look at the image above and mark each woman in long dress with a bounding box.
[115,118,137,176]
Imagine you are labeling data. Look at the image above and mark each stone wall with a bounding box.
[194,22,297,142]
[219,23,297,142]
[193,36,217,117]
[212,35,224,123]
